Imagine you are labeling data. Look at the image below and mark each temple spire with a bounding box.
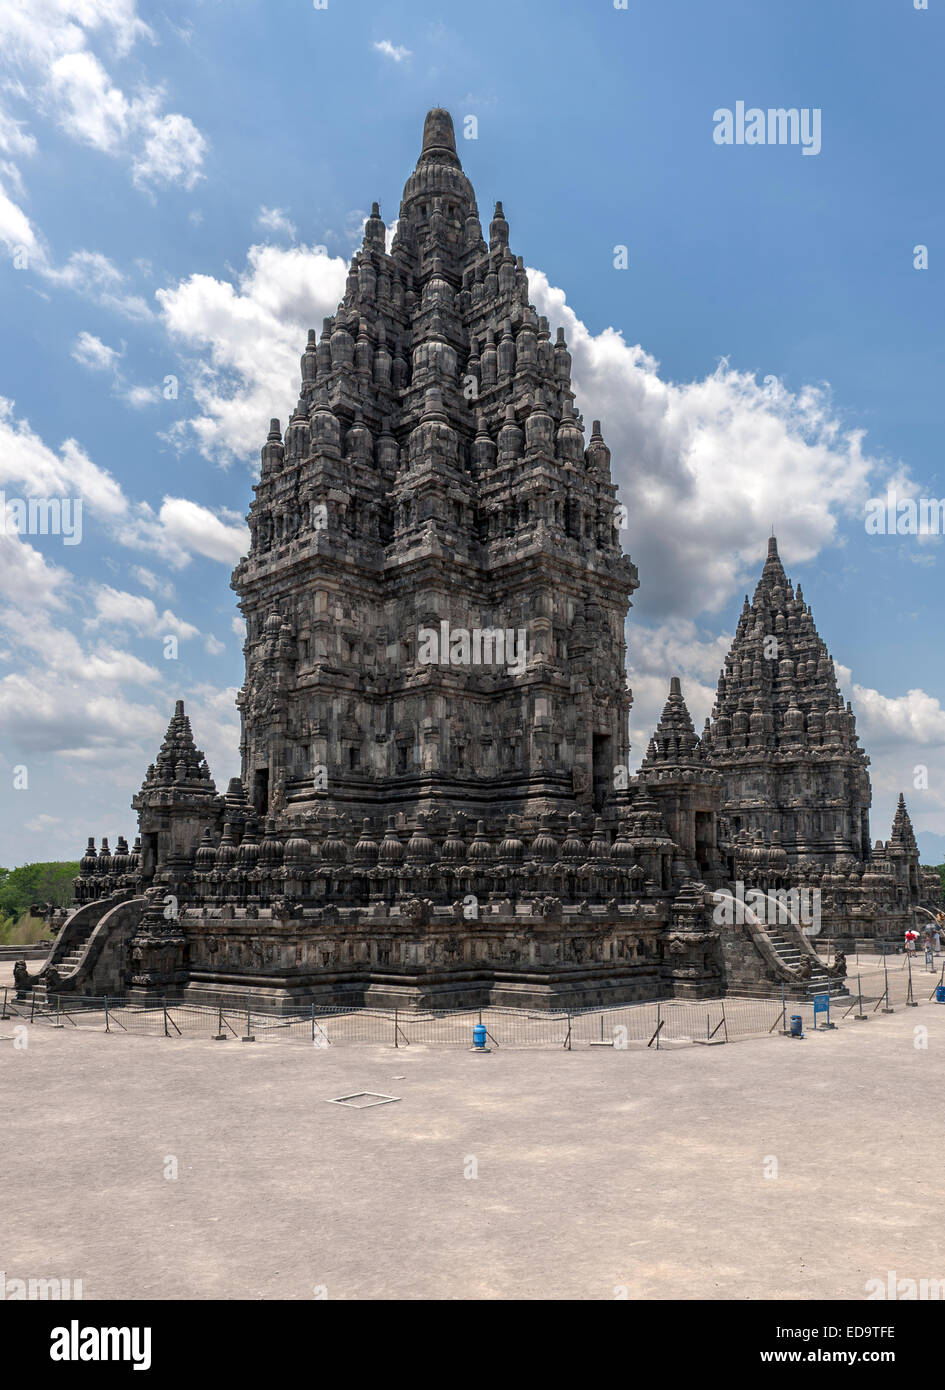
[640,676,703,770]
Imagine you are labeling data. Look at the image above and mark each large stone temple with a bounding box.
[24,110,940,1010]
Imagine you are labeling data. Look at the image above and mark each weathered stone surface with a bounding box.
[36,111,938,1008]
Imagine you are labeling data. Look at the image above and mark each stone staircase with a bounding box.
[763,928,846,999]
[53,923,98,978]
[27,892,139,1000]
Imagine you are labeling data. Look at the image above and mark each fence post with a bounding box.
[566,1010,572,1051]
[882,944,894,1013]
[104,995,109,1032]
[163,1004,169,1037]
[780,983,786,1035]
[242,990,255,1042]
[30,992,35,1022]
[907,954,918,1007]
[1,987,7,1020]
[656,1001,661,1051]
[53,994,63,1029]
[311,1002,315,1043]
[855,974,868,1020]
[722,1001,728,1044]
[394,1006,398,1048]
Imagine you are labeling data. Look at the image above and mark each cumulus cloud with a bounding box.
[0,396,126,517]
[0,528,71,612]
[627,618,733,766]
[527,270,905,622]
[0,396,248,567]
[514,274,943,848]
[88,585,200,640]
[0,0,206,191]
[133,109,206,191]
[150,498,248,565]
[156,242,347,463]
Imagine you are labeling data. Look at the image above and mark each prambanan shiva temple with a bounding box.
[24,111,940,1010]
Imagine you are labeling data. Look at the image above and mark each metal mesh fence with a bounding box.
[6,973,941,1051]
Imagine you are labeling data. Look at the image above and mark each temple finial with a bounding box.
[421,108,456,158]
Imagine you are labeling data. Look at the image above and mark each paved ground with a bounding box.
[2,1000,943,1300]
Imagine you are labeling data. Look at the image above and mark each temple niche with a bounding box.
[28,111,939,1011]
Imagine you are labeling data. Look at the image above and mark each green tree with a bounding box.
[0,862,79,921]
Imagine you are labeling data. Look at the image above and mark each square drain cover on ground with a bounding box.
[327,1092,400,1109]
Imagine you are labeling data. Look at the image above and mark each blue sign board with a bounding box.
[812,993,830,1015]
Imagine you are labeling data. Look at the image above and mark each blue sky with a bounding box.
[0,0,943,866]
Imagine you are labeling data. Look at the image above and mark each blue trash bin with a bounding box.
[473,1023,487,1049]
[936,985,945,1004]
[790,1015,803,1037]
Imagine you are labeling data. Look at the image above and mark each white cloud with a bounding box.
[71,330,122,372]
[527,270,903,622]
[49,49,130,154]
[0,0,152,66]
[131,565,174,598]
[71,338,165,410]
[0,665,164,756]
[156,242,347,463]
[151,497,248,565]
[0,172,153,316]
[0,0,206,191]
[373,39,411,62]
[0,529,71,612]
[88,584,200,640]
[627,619,733,766]
[523,265,936,841]
[133,110,206,191]
[0,397,247,568]
[257,206,297,240]
[0,104,35,158]
[47,249,152,319]
[0,158,26,200]
[0,171,40,261]
[122,383,161,407]
[0,396,126,517]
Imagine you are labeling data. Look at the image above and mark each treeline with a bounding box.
[0,862,79,922]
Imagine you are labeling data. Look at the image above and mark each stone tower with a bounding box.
[231,108,639,835]
[638,676,725,885]
[702,536,872,868]
[132,700,220,884]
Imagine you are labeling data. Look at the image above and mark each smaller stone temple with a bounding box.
[18,110,940,1012]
